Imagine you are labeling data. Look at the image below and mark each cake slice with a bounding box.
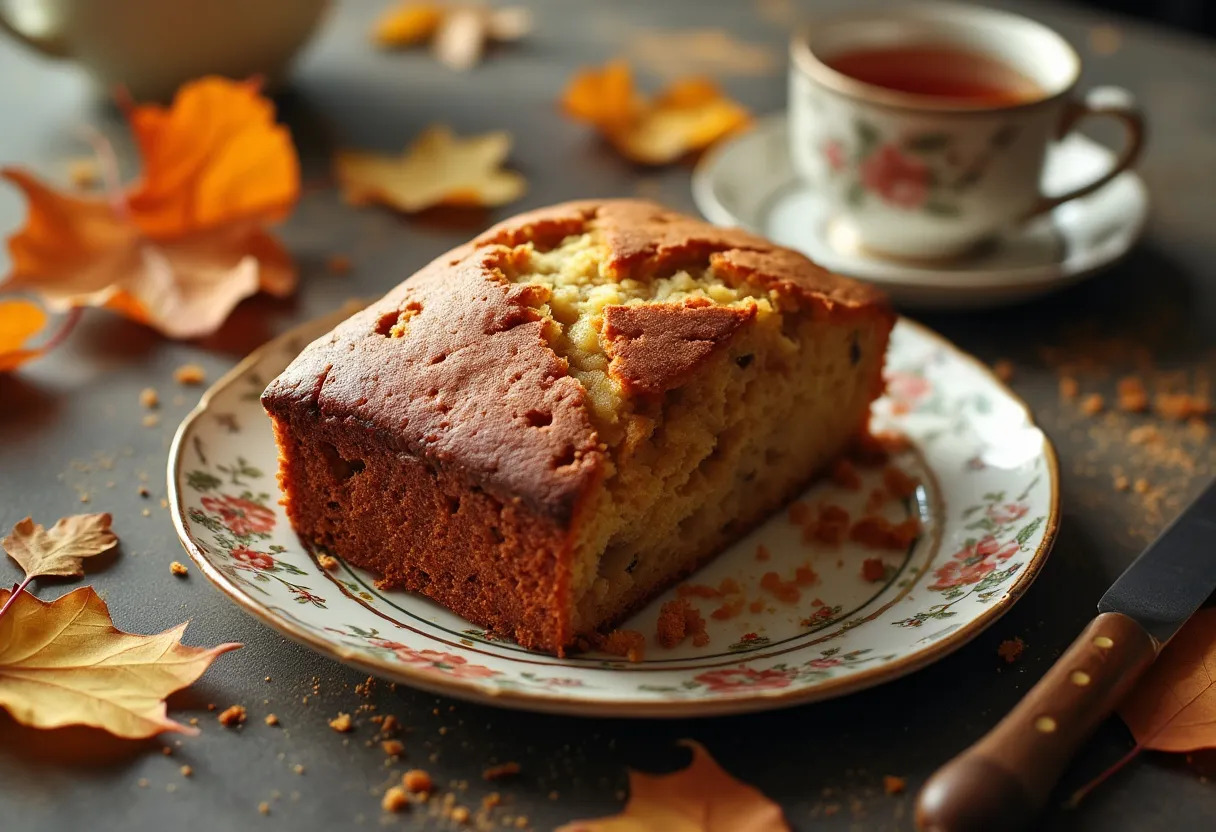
[262,200,894,654]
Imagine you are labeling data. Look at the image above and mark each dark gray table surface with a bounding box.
[2,1,1215,830]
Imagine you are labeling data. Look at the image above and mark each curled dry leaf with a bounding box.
[3,513,118,580]
[371,2,531,70]
[0,299,48,371]
[1,77,299,340]
[1119,606,1216,752]
[556,740,789,832]
[561,61,750,165]
[336,126,526,213]
[0,586,240,738]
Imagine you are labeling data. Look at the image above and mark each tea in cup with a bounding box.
[789,4,1144,260]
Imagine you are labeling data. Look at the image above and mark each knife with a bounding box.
[915,478,1216,832]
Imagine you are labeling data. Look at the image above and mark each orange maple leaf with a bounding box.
[561,62,750,165]
[1,77,299,340]
[557,740,789,832]
[0,298,48,371]
[1119,606,1216,752]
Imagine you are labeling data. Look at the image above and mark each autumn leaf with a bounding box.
[372,2,531,70]
[0,586,239,738]
[1,76,299,340]
[557,740,789,832]
[1119,607,1216,752]
[336,126,526,213]
[3,513,117,580]
[561,62,750,165]
[0,299,49,371]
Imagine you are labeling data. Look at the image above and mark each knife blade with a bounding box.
[1098,478,1216,643]
[916,478,1216,832]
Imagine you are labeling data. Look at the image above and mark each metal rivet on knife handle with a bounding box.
[915,612,1157,832]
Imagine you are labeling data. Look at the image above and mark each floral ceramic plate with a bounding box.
[169,310,1058,717]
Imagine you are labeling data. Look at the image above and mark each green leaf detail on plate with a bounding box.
[924,201,962,217]
[1016,516,1045,546]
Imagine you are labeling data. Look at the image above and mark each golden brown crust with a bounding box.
[265,199,890,526]
[602,298,756,396]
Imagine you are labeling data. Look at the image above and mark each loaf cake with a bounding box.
[262,200,894,654]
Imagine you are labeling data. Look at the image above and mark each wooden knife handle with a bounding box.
[915,612,1158,832]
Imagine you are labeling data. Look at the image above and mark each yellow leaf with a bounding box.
[557,741,789,832]
[560,63,750,165]
[3,513,117,580]
[0,298,47,372]
[372,2,444,48]
[0,76,298,340]
[335,126,526,213]
[0,586,240,738]
[1119,606,1216,752]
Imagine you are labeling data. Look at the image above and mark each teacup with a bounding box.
[789,3,1144,261]
[0,0,330,101]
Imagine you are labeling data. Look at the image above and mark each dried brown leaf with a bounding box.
[3,513,117,580]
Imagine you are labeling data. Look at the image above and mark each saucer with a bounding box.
[692,115,1149,310]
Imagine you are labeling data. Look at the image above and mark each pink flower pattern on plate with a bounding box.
[231,545,275,570]
[201,494,276,536]
[860,143,930,209]
[929,535,1020,591]
[695,667,797,693]
[393,647,498,679]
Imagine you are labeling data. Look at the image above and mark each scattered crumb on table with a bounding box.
[997,637,1026,664]
[174,364,207,386]
[329,712,353,732]
[170,561,188,576]
[217,705,246,727]
[883,775,906,795]
[265,713,280,726]
[381,786,409,813]
[139,387,159,409]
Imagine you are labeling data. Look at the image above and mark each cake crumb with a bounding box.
[381,786,409,813]
[755,544,771,562]
[1116,377,1149,412]
[850,515,920,550]
[139,387,160,409]
[805,504,850,546]
[162,745,173,756]
[381,715,399,734]
[760,571,801,604]
[483,762,521,781]
[174,364,206,386]
[1128,425,1162,446]
[656,598,707,648]
[1114,475,1130,492]
[141,508,151,517]
[1080,393,1105,415]
[598,629,646,662]
[142,413,160,428]
[180,765,193,777]
[403,769,433,793]
[483,792,502,809]
[382,739,405,756]
[992,360,1014,382]
[998,637,1025,664]
[883,775,906,795]
[329,712,353,733]
[451,806,471,824]
[748,599,765,613]
[188,717,199,727]
[170,561,189,577]
[217,705,246,727]
[1059,376,1079,400]
[138,485,150,498]
[265,714,279,726]
[317,553,339,570]
[861,558,886,582]
[1156,392,1210,421]
[1134,478,1150,494]
[293,764,305,775]
[787,501,812,525]
[830,458,862,490]
[258,802,270,816]
[138,778,149,788]
[883,466,919,498]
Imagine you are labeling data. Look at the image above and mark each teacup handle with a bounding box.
[1025,86,1145,219]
